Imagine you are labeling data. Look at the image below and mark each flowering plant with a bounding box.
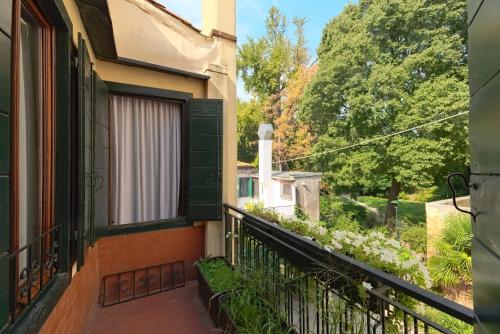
[245,202,431,289]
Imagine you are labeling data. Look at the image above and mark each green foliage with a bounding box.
[400,225,427,255]
[357,196,425,225]
[320,195,367,225]
[237,99,266,162]
[222,269,291,334]
[238,7,308,99]
[196,258,240,294]
[198,257,290,333]
[245,202,431,288]
[426,308,473,334]
[429,213,472,289]
[300,0,469,214]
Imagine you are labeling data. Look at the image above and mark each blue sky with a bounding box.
[158,0,352,99]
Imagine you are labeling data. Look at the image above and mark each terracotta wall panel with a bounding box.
[97,225,205,281]
[39,245,100,334]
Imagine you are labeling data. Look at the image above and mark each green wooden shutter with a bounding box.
[77,33,93,269]
[0,0,12,328]
[186,99,223,221]
[92,72,109,241]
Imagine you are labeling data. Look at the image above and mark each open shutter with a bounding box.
[77,33,93,269]
[186,99,223,221]
[92,72,109,241]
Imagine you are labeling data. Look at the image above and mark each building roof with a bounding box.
[251,171,322,181]
[237,161,256,168]
[144,0,202,33]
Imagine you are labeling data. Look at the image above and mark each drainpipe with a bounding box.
[258,124,273,208]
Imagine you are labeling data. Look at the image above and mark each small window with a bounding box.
[110,94,183,226]
[281,182,293,200]
[238,177,251,198]
[252,178,259,198]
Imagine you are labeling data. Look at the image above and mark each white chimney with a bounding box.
[258,124,273,207]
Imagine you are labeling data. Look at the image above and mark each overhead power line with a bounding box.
[273,110,469,164]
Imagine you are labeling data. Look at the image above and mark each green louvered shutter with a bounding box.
[77,33,93,269]
[0,0,12,329]
[186,99,223,221]
[92,71,109,241]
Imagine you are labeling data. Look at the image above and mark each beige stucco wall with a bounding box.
[296,178,322,221]
[94,60,206,98]
[62,0,237,257]
[202,0,237,257]
[425,196,470,258]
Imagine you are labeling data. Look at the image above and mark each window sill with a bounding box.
[105,217,192,236]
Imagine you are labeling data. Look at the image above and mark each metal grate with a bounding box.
[99,261,185,307]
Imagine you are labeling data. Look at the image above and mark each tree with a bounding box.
[237,99,266,163]
[300,0,468,229]
[238,7,308,110]
[273,65,316,170]
[237,6,311,165]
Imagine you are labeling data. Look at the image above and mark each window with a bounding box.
[238,177,251,198]
[11,0,57,318]
[252,177,259,198]
[281,182,293,200]
[109,94,183,226]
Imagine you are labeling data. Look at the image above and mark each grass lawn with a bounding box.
[358,196,426,225]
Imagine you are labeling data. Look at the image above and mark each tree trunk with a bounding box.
[384,178,401,232]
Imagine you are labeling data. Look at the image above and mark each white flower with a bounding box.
[386,239,402,249]
[331,240,343,250]
[418,262,433,289]
[332,230,346,240]
[324,245,333,253]
[402,258,419,269]
[362,282,374,290]
[362,246,372,255]
[317,226,328,236]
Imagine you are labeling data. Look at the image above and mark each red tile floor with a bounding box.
[88,281,222,334]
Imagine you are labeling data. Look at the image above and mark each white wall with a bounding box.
[265,180,296,217]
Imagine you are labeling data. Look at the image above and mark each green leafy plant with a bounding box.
[428,213,472,289]
[400,225,427,255]
[196,258,240,294]
[222,268,291,334]
[426,307,473,334]
[320,195,367,228]
[197,256,291,334]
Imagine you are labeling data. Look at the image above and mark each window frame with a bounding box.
[10,0,55,319]
[280,181,293,201]
[238,177,250,198]
[104,82,193,236]
[6,0,73,332]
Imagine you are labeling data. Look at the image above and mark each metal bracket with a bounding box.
[447,173,478,222]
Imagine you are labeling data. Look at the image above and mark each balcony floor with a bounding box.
[88,281,221,334]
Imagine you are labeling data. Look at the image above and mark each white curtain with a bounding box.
[110,95,181,225]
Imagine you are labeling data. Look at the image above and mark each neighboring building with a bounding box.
[236,124,322,220]
[0,0,236,332]
[237,161,258,208]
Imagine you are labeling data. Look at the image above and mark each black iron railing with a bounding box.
[8,225,60,324]
[223,204,474,334]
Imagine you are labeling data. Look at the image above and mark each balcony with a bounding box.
[210,204,474,334]
[10,204,473,334]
